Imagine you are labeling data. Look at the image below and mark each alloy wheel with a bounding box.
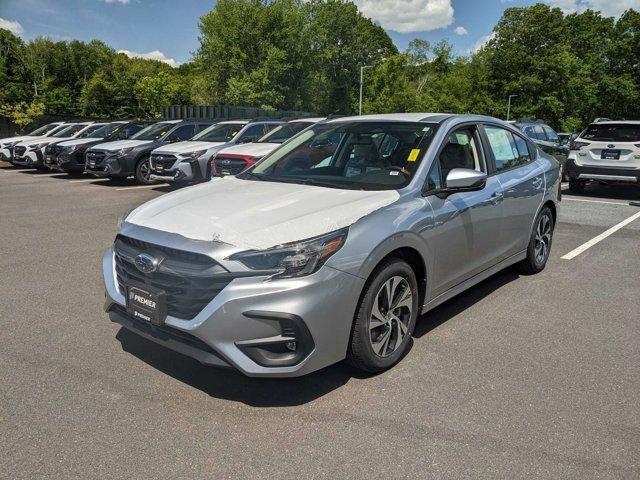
[140,160,151,182]
[534,213,552,266]
[369,276,413,357]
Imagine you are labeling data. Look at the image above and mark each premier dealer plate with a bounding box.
[126,282,167,326]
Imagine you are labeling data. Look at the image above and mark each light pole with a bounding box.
[359,65,373,116]
[506,94,518,121]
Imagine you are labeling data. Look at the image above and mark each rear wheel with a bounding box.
[517,206,554,274]
[568,178,586,193]
[134,157,155,185]
[347,258,418,373]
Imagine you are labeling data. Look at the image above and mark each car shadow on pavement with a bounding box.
[115,327,356,407]
[115,268,522,407]
[413,269,520,338]
[562,183,640,201]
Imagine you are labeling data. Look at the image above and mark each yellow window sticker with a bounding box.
[407,149,420,162]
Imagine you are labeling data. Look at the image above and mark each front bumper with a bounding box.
[102,245,364,377]
[13,149,43,167]
[150,159,202,183]
[565,158,640,183]
[85,153,133,177]
[50,152,85,173]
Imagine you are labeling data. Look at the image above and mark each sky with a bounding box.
[0,0,637,67]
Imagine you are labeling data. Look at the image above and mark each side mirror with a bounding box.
[444,168,487,193]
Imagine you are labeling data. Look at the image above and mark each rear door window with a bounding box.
[581,124,640,142]
[484,126,531,172]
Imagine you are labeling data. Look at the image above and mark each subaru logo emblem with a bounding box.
[134,253,161,274]
[222,159,231,165]
[607,144,615,148]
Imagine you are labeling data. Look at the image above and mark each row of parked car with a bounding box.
[1,116,638,195]
[0,117,324,185]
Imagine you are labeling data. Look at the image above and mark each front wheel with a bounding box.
[346,258,418,373]
[517,206,555,274]
[134,157,155,185]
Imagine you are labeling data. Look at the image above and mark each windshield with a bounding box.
[243,121,438,191]
[582,123,640,142]
[52,124,89,138]
[193,123,245,142]
[29,123,61,136]
[130,122,174,141]
[258,122,313,144]
[78,124,105,138]
[87,123,124,139]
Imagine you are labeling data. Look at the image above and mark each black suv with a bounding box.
[512,119,569,179]
[45,120,154,174]
[84,119,215,184]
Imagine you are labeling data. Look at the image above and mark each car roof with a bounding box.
[290,117,326,123]
[589,120,640,125]
[325,113,507,124]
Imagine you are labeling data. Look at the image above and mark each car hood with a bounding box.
[216,142,279,158]
[1,135,37,145]
[58,137,102,147]
[153,141,223,155]
[126,176,400,250]
[18,136,68,147]
[94,139,152,151]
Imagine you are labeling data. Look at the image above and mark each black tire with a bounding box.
[134,156,155,185]
[568,178,585,193]
[517,206,554,275]
[346,258,419,373]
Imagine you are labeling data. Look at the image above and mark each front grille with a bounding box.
[14,146,26,156]
[215,156,247,175]
[113,235,233,320]
[86,150,106,168]
[150,154,178,171]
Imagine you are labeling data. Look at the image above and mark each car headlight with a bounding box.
[181,149,207,160]
[229,228,348,279]
[28,142,48,150]
[64,145,77,153]
[117,208,135,230]
[117,147,134,156]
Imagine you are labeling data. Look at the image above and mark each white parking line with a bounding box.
[0,168,32,173]
[562,210,640,260]
[563,198,629,206]
[69,178,107,183]
[115,184,165,191]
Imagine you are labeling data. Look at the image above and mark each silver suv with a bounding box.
[103,114,560,377]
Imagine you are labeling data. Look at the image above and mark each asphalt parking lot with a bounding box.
[1,162,639,479]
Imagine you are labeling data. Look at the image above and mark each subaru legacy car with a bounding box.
[565,120,640,193]
[149,119,283,184]
[211,118,325,177]
[104,113,560,377]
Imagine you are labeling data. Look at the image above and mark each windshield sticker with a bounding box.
[407,149,420,162]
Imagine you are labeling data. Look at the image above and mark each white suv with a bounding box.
[565,121,640,193]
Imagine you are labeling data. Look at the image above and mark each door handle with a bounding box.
[490,191,504,205]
